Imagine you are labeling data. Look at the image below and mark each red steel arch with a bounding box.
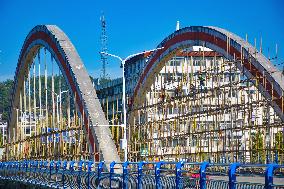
[132,26,284,121]
[8,25,120,164]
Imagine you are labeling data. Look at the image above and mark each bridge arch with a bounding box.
[132,26,284,121]
[8,25,120,164]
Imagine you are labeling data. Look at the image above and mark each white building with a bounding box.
[0,114,7,146]
[127,46,281,163]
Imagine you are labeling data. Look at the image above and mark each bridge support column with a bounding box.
[155,162,163,189]
[62,161,67,189]
[228,163,240,189]
[265,164,278,189]
[123,161,129,189]
[109,161,116,189]
[137,162,144,189]
[49,161,54,181]
[97,161,104,187]
[87,161,93,189]
[77,161,83,189]
[199,162,209,189]
[175,161,184,189]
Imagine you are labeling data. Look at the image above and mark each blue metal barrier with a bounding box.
[109,161,116,189]
[199,161,209,189]
[155,161,163,189]
[175,161,184,189]
[0,160,283,189]
[228,162,240,189]
[122,161,129,189]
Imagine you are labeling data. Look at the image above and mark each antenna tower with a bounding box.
[100,13,108,81]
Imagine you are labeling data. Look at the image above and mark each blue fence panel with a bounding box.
[234,164,268,189]
[228,163,240,189]
[175,161,184,189]
[180,162,202,188]
[0,160,283,189]
[271,165,284,189]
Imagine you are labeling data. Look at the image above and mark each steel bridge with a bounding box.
[1,25,284,188]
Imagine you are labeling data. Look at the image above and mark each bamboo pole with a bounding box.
[33,61,37,158]
[38,50,42,158]
[112,99,115,137]
[44,48,48,158]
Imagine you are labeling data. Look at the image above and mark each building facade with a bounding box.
[95,78,123,125]
[0,114,7,147]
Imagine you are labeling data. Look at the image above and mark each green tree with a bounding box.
[274,131,284,160]
[0,133,3,148]
[0,79,14,121]
[251,130,265,163]
[0,76,75,121]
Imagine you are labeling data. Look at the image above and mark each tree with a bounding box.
[0,133,3,148]
[251,130,265,163]
[0,79,14,121]
[274,131,284,161]
[0,76,75,121]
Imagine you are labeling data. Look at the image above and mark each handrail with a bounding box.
[0,160,283,189]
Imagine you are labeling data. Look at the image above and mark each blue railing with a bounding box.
[0,160,283,189]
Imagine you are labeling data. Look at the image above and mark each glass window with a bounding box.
[194,60,200,66]
[26,128,30,135]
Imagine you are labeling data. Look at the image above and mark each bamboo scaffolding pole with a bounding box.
[33,61,37,157]
[116,97,120,151]
[38,50,42,158]
[44,48,48,158]
[112,99,115,137]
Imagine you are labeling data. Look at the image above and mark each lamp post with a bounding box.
[100,47,164,162]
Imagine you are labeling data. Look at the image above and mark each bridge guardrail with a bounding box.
[0,160,283,189]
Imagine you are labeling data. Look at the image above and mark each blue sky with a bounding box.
[0,0,284,81]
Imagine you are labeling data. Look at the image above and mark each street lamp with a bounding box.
[100,47,164,161]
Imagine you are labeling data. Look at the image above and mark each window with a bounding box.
[194,60,200,66]
[192,135,197,146]
[26,127,30,135]
[228,90,236,97]
[173,139,178,147]
[168,106,173,115]
[168,60,181,66]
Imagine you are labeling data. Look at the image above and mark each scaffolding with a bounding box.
[5,44,284,165]
[128,47,284,164]
[6,48,96,161]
